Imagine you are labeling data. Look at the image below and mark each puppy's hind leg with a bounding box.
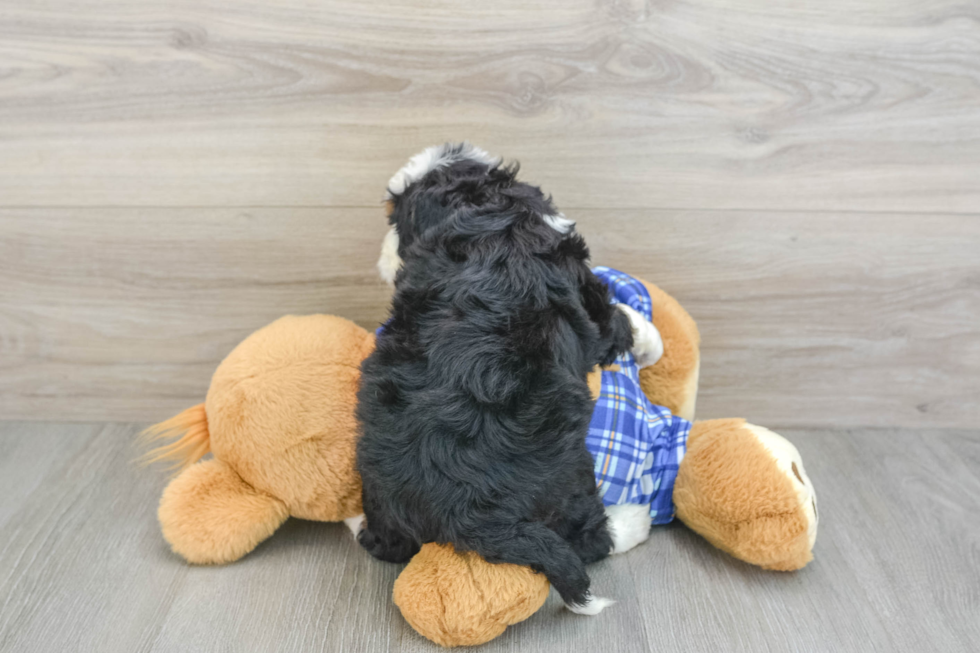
[465,521,615,615]
[554,492,615,565]
[556,494,650,561]
[357,495,420,563]
[358,517,420,563]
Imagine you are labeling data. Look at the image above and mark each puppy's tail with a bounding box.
[139,403,210,471]
[468,521,614,615]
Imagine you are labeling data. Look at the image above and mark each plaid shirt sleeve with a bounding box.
[587,267,691,524]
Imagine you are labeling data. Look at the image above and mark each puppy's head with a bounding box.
[377,143,577,285]
[377,143,502,284]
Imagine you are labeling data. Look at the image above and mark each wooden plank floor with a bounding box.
[1,421,978,652]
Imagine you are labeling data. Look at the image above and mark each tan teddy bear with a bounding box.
[144,278,817,647]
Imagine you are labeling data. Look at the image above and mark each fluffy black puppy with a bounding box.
[355,144,651,614]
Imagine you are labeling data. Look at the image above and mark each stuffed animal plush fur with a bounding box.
[144,278,817,647]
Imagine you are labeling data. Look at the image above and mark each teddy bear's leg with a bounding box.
[158,458,289,564]
[673,419,818,571]
[636,281,701,421]
[393,543,550,647]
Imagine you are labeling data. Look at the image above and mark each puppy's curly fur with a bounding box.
[355,144,633,610]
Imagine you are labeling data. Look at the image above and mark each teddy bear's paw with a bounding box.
[744,423,819,551]
[605,503,652,554]
[617,304,664,368]
[566,593,617,616]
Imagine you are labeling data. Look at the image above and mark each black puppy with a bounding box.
[354,144,656,614]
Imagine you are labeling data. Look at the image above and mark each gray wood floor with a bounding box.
[1,421,978,653]
[2,0,979,650]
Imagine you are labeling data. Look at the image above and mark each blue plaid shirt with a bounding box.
[588,267,690,524]
[375,267,690,525]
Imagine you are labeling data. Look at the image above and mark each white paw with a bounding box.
[617,304,664,368]
[606,503,652,554]
[566,593,616,615]
[744,424,819,550]
[343,514,366,537]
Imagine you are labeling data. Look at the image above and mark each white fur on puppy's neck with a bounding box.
[377,227,403,285]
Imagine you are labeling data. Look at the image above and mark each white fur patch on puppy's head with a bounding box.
[543,212,575,234]
[386,142,500,200]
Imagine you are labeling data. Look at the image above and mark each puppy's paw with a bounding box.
[343,514,366,537]
[357,525,421,564]
[617,304,663,368]
[566,593,616,615]
[606,503,652,555]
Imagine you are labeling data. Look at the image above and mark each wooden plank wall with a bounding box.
[1,0,978,427]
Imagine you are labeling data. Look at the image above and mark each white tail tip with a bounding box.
[566,593,616,615]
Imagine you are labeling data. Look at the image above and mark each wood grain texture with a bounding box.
[0,422,99,529]
[3,208,978,427]
[0,0,978,211]
[579,211,980,430]
[1,421,977,652]
[630,426,980,653]
[2,2,977,649]
[0,207,393,421]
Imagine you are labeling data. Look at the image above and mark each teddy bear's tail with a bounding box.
[139,403,211,471]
